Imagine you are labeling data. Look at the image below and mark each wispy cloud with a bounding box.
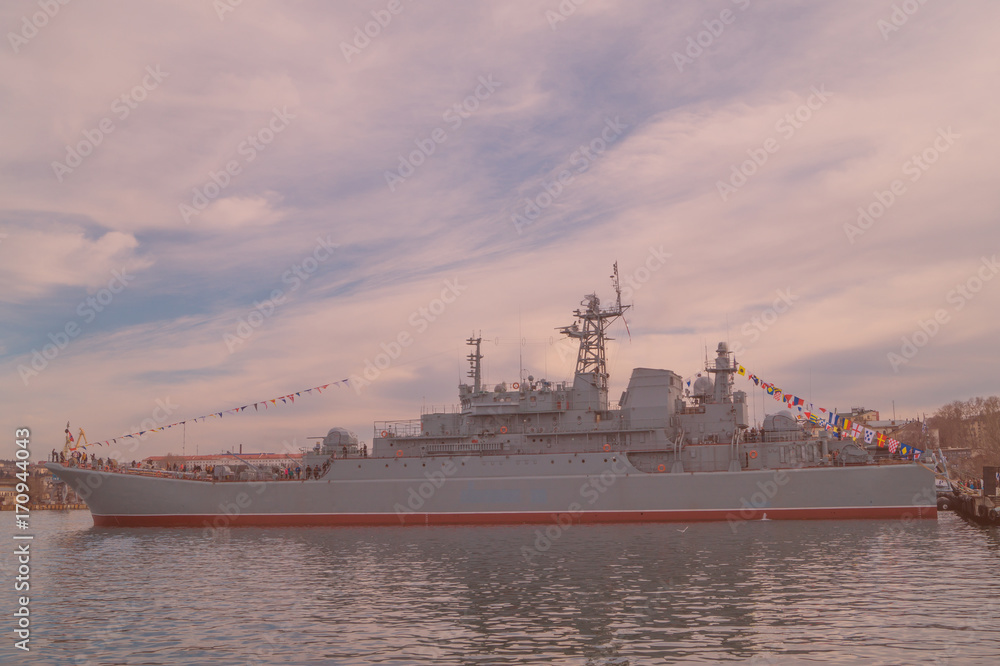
[3,0,999,456]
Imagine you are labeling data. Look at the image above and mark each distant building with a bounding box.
[841,407,880,423]
[965,419,998,450]
[865,419,915,435]
[0,479,16,507]
[940,447,974,460]
[0,462,69,505]
[144,452,303,470]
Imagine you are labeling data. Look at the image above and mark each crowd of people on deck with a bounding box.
[50,449,152,472]
[49,447,337,481]
[962,478,984,492]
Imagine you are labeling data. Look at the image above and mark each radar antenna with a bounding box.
[612,261,632,341]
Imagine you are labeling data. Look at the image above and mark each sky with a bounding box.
[2,0,998,462]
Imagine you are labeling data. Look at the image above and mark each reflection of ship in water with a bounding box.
[48,267,935,527]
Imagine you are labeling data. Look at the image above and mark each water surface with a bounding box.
[4,511,999,664]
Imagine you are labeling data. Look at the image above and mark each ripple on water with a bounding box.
[6,511,1000,664]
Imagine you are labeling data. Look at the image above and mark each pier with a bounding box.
[1,503,88,511]
[951,465,1000,527]
[954,494,1000,526]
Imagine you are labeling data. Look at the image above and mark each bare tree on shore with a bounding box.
[930,396,1000,464]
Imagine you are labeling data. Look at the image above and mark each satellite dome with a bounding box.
[763,410,799,431]
[693,376,714,396]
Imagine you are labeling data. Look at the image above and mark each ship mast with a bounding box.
[558,263,631,392]
[466,334,482,393]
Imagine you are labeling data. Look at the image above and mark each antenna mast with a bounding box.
[466,334,482,393]
[558,263,631,392]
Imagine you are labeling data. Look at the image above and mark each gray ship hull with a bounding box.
[47,454,936,528]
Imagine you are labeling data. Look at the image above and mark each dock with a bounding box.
[954,493,1000,526]
[951,465,1000,527]
[1,503,89,511]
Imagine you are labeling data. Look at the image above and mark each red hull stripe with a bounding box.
[91,506,936,527]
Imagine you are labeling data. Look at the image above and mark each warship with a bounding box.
[47,270,936,527]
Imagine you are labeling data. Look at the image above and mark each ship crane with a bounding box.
[62,421,88,458]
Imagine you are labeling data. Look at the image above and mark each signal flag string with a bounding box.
[73,378,351,450]
[680,365,925,460]
[733,363,925,459]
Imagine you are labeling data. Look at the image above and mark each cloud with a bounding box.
[3,1,1000,459]
[194,193,287,229]
[0,219,152,302]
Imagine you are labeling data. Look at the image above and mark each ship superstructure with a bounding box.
[371,272,842,477]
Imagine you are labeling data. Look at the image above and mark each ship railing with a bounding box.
[61,462,325,483]
[426,441,504,455]
[374,419,423,438]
